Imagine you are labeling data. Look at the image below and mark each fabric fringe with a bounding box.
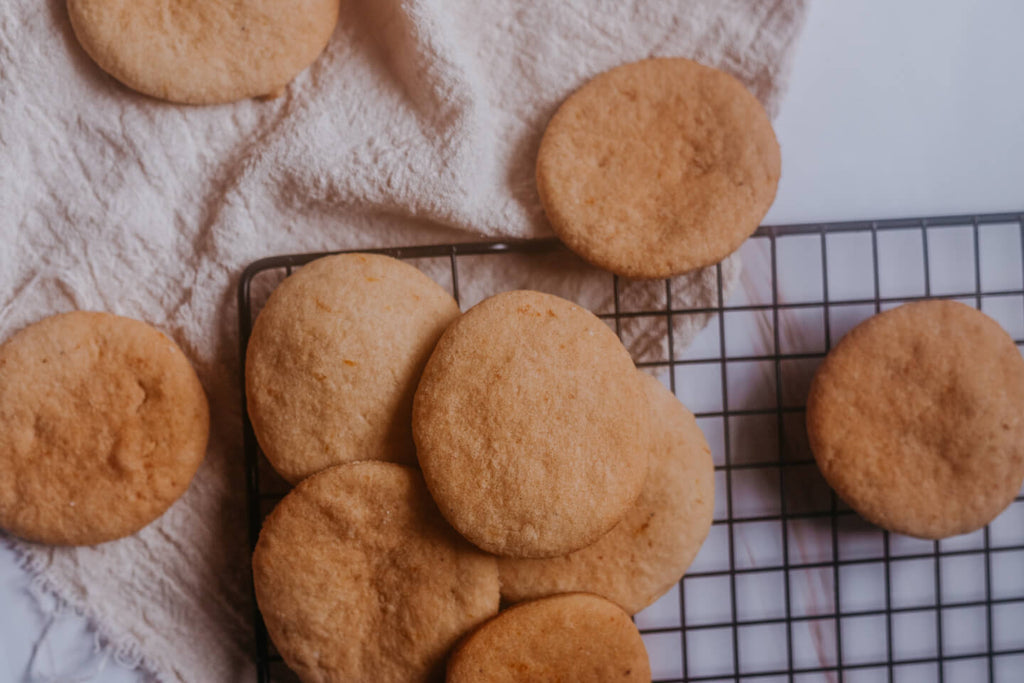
[6,538,162,683]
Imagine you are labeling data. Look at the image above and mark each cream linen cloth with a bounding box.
[0,1,807,680]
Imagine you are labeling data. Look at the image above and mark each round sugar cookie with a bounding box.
[0,312,209,545]
[413,290,650,558]
[536,57,780,279]
[253,462,499,683]
[806,300,1024,539]
[499,371,714,614]
[446,593,650,682]
[67,0,340,104]
[246,253,460,484]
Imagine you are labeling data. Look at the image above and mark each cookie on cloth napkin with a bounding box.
[413,289,650,559]
[806,300,1024,539]
[67,0,341,104]
[252,461,499,683]
[0,311,209,545]
[246,253,460,484]
[536,57,780,279]
[498,371,714,614]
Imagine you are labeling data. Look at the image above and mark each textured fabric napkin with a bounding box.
[0,0,807,680]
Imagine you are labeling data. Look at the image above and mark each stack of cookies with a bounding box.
[243,53,795,682]
[246,254,715,681]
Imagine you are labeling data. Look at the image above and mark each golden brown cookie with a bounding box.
[67,0,340,104]
[536,57,780,279]
[446,593,650,682]
[806,300,1024,539]
[0,312,209,545]
[499,372,714,614]
[246,253,460,484]
[413,290,650,559]
[253,461,499,683]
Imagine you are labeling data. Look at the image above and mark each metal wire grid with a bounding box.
[237,212,1024,683]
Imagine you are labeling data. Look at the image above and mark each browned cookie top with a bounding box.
[446,593,650,682]
[246,253,460,484]
[807,300,1024,539]
[536,57,780,279]
[253,462,500,683]
[0,312,209,545]
[499,371,714,614]
[413,290,650,558]
[67,0,340,104]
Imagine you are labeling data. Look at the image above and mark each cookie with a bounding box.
[536,57,780,279]
[499,371,714,614]
[246,253,460,484]
[413,290,650,558]
[446,593,650,682]
[67,0,340,104]
[0,312,209,545]
[253,461,499,683]
[806,300,1024,539]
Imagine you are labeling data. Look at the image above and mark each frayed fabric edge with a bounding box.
[4,536,178,683]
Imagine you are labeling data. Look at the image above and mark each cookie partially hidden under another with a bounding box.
[0,311,209,545]
[67,0,341,104]
[413,290,650,559]
[536,57,780,279]
[253,462,499,683]
[446,593,650,682]
[246,253,460,485]
[806,300,1024,539]
[499,371,714,614]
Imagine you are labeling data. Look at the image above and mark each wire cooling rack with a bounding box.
[238,212,1024,683]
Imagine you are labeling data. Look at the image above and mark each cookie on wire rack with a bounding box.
[0,311,209,545]
[498,371,714,614]
[536,57,780,279]
[253,461,499,683]
[413,289,650,559]
[446,593,650,682]
[246,253,460,484]
[806,300,1024,539]
[67,0,341,104]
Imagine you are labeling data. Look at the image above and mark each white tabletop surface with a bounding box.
[2,1,1023,681]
